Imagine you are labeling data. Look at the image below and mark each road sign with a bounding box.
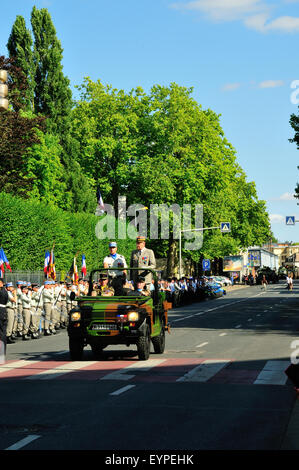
[202,259,211,271]
[286,216,295,225]
[220,222,231,233]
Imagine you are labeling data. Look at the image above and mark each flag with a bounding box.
[69,257,79,285]
[44,250,50,274]
[81,254,87,277]
[0,252,4,278]
[0,248,11,272]
[47,248,56,280]
[95,187,105,215]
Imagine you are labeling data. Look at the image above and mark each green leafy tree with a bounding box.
[71,78,146,208]
[7,15,35,111]
[31,6,72,136]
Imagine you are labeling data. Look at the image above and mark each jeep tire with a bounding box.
[137,324,151,361]
[152,323,165,354]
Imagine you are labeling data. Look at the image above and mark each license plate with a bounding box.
[91,323,118,331]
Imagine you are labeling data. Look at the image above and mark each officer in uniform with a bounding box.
[5,282,17,344]
[127,276,151,297]
[59,281,68,327]
[30,284,42,338]
[16,281,24,337]
[103,242,127,295]
[130,236,156,289]
[42,281,56,335]
[20,284,31,341]
[0,278,8,354]
[98,273,115,296]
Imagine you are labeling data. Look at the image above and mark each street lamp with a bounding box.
[0,70,8,110]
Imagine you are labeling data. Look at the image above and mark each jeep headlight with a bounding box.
[127,311,139,322]
[71,312,81,321]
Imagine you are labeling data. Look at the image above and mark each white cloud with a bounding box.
[172,0,299,34]
[258,80,285,88]
[222,82,241,91]
[246,14,299,32]
[268,192,296,201]
[172,0,267,21]
[279,192,296,200]
[269,214,285,223]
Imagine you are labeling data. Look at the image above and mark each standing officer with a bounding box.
[30,284,42,338]
[42,281,56,336]
[20,284,31,341]
[130,236,156,289]
[103,242,127,295]
[16,281,24,337]
[5,282,16,344]
[0,278,8,357]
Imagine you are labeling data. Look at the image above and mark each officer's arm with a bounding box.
[148,250,156,269]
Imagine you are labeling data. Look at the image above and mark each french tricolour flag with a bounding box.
[81,254,87,277]
[44,250,50,273]
[0,248,11,273]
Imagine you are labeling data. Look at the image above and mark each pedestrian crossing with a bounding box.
[0,357,291,385]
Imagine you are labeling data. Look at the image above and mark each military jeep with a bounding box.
[67,268,171,361]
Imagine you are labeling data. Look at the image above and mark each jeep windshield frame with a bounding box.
[87,267,159,299]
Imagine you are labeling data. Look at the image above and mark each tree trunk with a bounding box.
[167,238,177,278]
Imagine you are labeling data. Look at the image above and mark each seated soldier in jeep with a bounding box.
[98,273,115,296]
[127,276,150,297]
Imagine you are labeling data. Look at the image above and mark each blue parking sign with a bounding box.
[202,259,211,271]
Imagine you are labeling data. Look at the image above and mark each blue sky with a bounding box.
[1,0,299,242]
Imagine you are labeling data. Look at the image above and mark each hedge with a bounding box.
[0,192,136,273]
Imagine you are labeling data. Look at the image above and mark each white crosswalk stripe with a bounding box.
[24,361,98,380]
[176,359,230,382]
[100,359,167,381]
[254,360,289,385]
[0,360,40,374]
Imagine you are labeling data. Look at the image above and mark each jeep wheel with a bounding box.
[137,324,151,361]
[152,324,165,354]
[69,337,84,361]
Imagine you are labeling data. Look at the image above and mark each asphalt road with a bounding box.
[1,281,299,454]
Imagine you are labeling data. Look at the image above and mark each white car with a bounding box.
[217,276,232,286]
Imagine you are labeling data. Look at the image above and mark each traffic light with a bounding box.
[0,69,8,110]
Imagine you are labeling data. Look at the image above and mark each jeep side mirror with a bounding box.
[70,292,76,301]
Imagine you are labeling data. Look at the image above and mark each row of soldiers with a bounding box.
[4,279,84,343]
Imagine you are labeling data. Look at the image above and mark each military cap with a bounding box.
[6,282,13,288]
[109,241,117,248]
[136,276,146,283]
[99,273,108,280]
[136,236,146,242]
